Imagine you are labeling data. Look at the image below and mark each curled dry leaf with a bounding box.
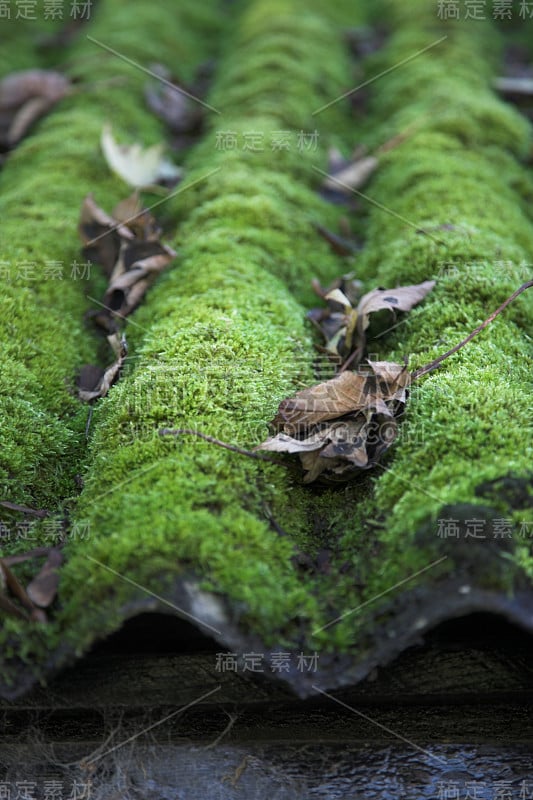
[319,146,378,205]
[79,192,176,323]
[356,281,436,333]
[308,274,363,354]
[0,557,49,623]
[101,124,182,189]
[321,126,420,202]
[0,69,71,148]
[257,361,410,483]
[79,193,134,277]
[78,333,128,402]
[310,278,435,369]
[27,548,63,608]
[0,557,35,612]
[311,273,363,305]
[0,557,47,622]
[105,239,176,319]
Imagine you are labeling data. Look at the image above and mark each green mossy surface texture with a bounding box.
[0,1,224,509]
[1,0,532,696]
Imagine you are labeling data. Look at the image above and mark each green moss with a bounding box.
[0,0,225,512]
[2,0,532,690]
[0,0,227,677]
[334,0,533,617]
[52,0,368,658]
[513,546,533,580]
[0,16,62,76]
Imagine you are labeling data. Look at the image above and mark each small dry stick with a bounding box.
[412,279,533,380]
[159,428,286,466]
[221,754,253,788]
[374,115,428,155]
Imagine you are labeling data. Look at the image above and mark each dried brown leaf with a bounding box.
[272,371,367,431]
[322,155,378,192]
[258,359,409,483]
[79,194,176,322]
[310,278,435,370]
[77,193,176,406]
[79,194,133,277]
[78,334,127,401]
[312,274,363,306]
[27,548,63,608]
[103,241,175,317]
[0,558,35,612]
[271,363,409,433]
[256,430,328,454]
[0,69,71,147]
[357,280,436,333]
[112,193,161,240]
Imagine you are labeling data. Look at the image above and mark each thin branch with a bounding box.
[338,342,364,373]
[412,280,533,381]
[158,428,287,466]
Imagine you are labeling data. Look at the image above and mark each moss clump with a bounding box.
[55,0,368,660]
[1,0,532,694]
[0,0,225,511]
[334,0,533,607]
[0,0,226,679]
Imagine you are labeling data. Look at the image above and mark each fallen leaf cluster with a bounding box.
[161,276,531,485]
[77,192,176,401]
[257,360,410,483]
[0,548,62,623]
[319,146,378,206]
[256,280,533,483]
[309,277,435,370]
[0,69,71,150]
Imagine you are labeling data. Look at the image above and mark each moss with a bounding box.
[52,0,368,659]
[2,0,532,690]
[0,0,226,673]
[0,0,225,508]
[513,546,533,580]
[0,16,62,76]
[333,0,533,617]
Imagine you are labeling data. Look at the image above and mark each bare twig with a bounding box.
[159,428,287,466]
[0,500,49,518]
[412,280,533,380]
